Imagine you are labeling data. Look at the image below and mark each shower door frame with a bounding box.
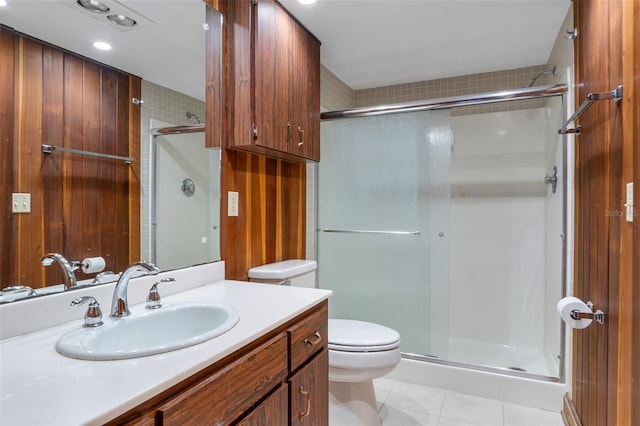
[319,83,570,383]
[150,124,221,267]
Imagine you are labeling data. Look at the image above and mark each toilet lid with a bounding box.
[328,319,400,352]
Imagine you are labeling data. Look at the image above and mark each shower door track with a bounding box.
[402,352,561,383]
[320,84,567,121]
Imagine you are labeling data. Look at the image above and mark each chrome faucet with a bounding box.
[110,261,160,318]
[41,253,80,290]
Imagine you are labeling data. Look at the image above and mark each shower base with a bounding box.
[388,356,566,411]
[447,337,558,377]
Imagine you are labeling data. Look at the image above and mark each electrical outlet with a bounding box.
[12,193,31,214]
[228,191,239,217]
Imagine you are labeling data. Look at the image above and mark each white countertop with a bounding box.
[0,263,331,426]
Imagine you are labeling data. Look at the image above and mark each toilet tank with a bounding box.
[248,260,317,288]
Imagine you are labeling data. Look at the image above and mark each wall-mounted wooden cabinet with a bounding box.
[221,0,320,162]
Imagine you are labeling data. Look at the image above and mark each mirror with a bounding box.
[0,0,221,303]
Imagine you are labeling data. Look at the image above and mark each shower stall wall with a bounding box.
[317,85,567,383]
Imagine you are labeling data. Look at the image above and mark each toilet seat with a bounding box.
[328,319,400,352]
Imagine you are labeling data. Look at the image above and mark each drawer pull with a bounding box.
[297,127,304,147]
[298,386,311,419]
[304,332,322,346]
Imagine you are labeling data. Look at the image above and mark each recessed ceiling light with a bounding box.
[76,0,110,13]
[107,14,137,27]
[298,0,317,4]
[0,0,8,7]
[93,41,112,51]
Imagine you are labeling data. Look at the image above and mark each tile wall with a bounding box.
[355,64,554,114]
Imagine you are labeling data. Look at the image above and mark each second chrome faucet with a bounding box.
[41,253,80,290]
[110,261,161,318]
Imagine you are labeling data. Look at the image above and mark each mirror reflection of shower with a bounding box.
[151,119,221,271]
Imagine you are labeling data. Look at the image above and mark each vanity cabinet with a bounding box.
[221,0,321,162]
[288,301,329,424]
[107,300,328,426]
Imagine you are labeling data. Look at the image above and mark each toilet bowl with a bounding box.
[248,260,401,426]
[328,319,401,426]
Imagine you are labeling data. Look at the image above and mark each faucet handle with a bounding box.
[71,296,103,327]
[92,271,119,284]
[146,278,176,309]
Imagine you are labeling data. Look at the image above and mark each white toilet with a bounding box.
[248,260,401,426]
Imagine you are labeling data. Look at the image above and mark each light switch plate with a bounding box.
[228,191,239,217]
[12,193,31,213]
[625,182,634,222]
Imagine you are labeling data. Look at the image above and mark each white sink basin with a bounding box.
[56,302,239,360]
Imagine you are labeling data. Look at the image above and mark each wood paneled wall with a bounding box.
[0,28,16,290]
[0,27,141,289]
[220,149,306,281]
[571,0,639,425]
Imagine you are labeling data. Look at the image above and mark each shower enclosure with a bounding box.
[151,121,221,271]
[317,85,568,381]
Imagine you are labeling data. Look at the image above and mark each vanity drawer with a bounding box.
[156,333,288,426]
[288,303,328,373]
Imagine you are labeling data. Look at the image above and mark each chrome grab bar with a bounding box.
[321,228,420,236]
[42,144,135,164]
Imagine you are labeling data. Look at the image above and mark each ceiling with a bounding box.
[0,0,572,98]
[279,0,572,90]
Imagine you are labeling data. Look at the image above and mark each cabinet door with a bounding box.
[254,0,291,153]
[289,350,329,426]
[290,23,320,161]
[237,384,289,426]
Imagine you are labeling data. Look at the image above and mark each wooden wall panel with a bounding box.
[127,74,142,268]
[220,148,306,281]
[620,0,640,424]
[41,45,65,286]
[2,28,141,289]
[572,0,639,425]
[0,27,16,285]
[16,37,46,287]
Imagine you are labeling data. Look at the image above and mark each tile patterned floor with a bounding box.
[374,378,564,426]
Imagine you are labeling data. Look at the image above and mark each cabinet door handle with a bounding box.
[298,386,311,419]
[286,121,292,144]
[297,127,304,147]
[304,332,322,346]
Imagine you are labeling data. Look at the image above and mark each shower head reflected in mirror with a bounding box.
[525,66,556,87]
[186,111,201,124]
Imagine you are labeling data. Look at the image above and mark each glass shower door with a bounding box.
[318,110,452,358]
